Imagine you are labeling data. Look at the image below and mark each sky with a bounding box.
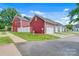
[0,3,76,25]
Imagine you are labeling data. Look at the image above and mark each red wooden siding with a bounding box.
[30,16,45,34]
[12,16,29,32]
[12,19,20,27]
[22,20,29,27]
[12,27,17,32]
[12,17,20,32]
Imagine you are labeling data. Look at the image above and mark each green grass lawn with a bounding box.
[0,37,13,45]
[12,32,59,41]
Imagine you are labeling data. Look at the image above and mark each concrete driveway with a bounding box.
[15,35,79,56]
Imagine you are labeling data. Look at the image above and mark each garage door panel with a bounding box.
[18,27,30,32]
[55,26,58,32]
[46,27,54,34]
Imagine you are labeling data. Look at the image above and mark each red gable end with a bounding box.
[12,16,29,32]
[30,15,45,34]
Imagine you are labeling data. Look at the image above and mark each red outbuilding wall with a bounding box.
[22,20,29,27]
[12,16,30,32]
[12,17,20,32]
[30,16,45,34]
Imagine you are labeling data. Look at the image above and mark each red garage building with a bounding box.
[12,15,64,34]
[12,15,30,32]
[30,15,64,34]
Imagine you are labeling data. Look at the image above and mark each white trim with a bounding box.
[20,20,22,27]
[44,22,46,34]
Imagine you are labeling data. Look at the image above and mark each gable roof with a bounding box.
[17,16,29,21]
[23,16,30,20]
[34,14,63,26]
[14,16,29,21]
[12,15,30,24]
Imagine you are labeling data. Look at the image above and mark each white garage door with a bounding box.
[55,26,58,32]
[59,26,63,32]
[18,27,30,32]
[46,27,54,34]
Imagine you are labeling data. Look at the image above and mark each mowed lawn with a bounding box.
[12,32,59,41]
[0,37,13,45]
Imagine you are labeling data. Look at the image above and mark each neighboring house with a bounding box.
[12,16,30,32]
[73,24,79,32]
[30,15,64,34]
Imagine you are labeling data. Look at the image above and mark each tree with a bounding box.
[0,8,20,30]
[0,19,5,29]
[68,3,79,23]
[65,24,73,31]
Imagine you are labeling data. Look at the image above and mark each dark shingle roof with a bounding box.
[14,16,30,21]
[23,16,30,20]
[34,14,63,26]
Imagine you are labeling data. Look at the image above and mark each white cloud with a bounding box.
[65,20,70,24]
[64,8,69,12]
[21,13,31,17]
[0,8,3,11]
[73,15,78,19]
[55,19,70,25]
[29,10,45,15]
[61,17,69,20]
[21,14,26,17]
[61,17,70,25]
[27,11,70,25]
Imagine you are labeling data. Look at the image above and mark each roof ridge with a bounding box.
[34,14,63,25]
[15,15,29,21]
